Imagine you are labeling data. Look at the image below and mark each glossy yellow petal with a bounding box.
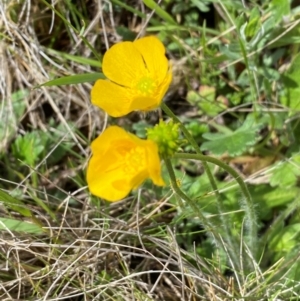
[129,95,159,112]
[145,140,165,186]
[133,36,169,84]
[90,126,127,153]
[86,126,164,202]
[87,154,132,201]
[126,169,149,190]
[154,70,173,105]
[102,41,147,87]
[87,127,134,201]
[129,71,172,112]
[91,36,172,116]
[91,80,132,117]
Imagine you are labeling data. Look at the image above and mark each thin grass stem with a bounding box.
[162,102,242,264]
[174,152,257,256]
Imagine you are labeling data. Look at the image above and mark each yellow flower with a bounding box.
[91,36,172,117]
[86,126,165,202]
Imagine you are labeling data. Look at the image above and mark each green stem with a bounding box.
[161,103,220,198]
[163,156,216,234]
[174,152,257,256]
[164,157,245,274]
[161,102,243,264]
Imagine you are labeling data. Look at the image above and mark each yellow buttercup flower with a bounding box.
[91,36,172,117]
[86,126,165,202]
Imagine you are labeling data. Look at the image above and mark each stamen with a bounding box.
[136,77,156,96]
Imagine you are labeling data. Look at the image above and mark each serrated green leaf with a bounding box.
[143,0,177,25]
[0,218,43,234]
[201,129,257,156]
[37,72,105,87]
[12,131,45,166]
[201,115,261,156]
[0,190,32,217]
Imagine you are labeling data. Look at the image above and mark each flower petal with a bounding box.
[90,126,127,153]
[91,80,133,117]
[102,41,146,87]
[87,154,132,201]
[87,126,134,201]
[133,36,169,84]
[129,70,172,112]
[129,95,159,112]
[86,126,164,202]
[145,140,165,186]
[155,70,173,104]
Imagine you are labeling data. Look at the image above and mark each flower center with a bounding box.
[123,146,146,175]
[136,77,156,96]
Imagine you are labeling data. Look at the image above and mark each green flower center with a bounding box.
[136,77,156,96]
[147,120,180,157]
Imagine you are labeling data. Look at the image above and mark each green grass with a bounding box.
[1,0,300,300]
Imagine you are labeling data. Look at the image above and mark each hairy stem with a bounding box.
[161,103,219,193]
[162,102,242,261]
[163,156,215,234]
[174,152,257,256]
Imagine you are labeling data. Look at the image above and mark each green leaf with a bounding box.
[45,121,76,165]
[200,115,260,156]
[245,6,261,38]
[116,26,137,41]
[270,155,300,187]
[190,0,210,12]
[0,218,43,234]
[132,120,152,138]
[46,49,101,67]
[29,193,57,221]
[269,26,300,48]
[143,0,177,25]
[270,224,300,254]
[0,190,32,217]
[262,186,299,208]
[270,162,298,187]
[187,86,226,117]
[220,43,242,60]
[37,72,105,87]
[281,53,300,111]
[271,0,290,23]
[12,131,45,166]
[0,90,28,153]
[111,0,147,19]
[249,184,298,220]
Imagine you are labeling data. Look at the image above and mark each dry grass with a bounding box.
[0,1,218,300]
[1,1,300,300]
